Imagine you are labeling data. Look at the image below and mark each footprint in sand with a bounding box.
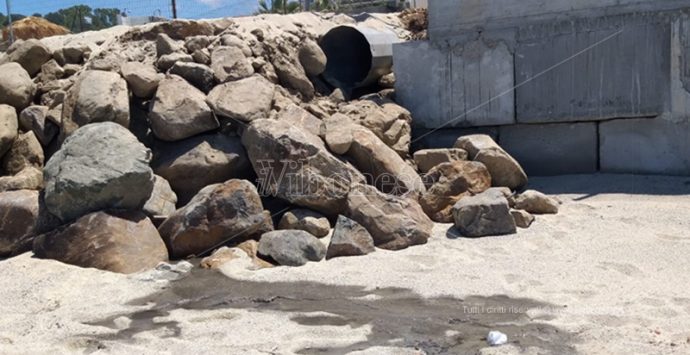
[656,233,690,243]
[597,262,644,277]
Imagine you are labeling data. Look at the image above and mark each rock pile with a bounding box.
[0,13,559,273]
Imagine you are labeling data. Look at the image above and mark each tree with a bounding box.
[311,0,337,11]
[257,0,301,14]
[44,5,121,32]
[91,8,120,29]
[1,13,26,26]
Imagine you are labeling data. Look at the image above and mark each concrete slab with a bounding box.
[515,20,670,123]
[499,123,598,176]
[429,0,690,39]
[393,39,515,129]
[449,39,515,127]
[393,41,449,129]
[600,118,690,175]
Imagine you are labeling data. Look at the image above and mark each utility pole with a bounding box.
[5,0,14,44]
[171,0,177,19]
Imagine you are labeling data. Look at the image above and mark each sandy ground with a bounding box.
[0,174,689,355]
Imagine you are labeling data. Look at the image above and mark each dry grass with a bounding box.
[2,16,70,41]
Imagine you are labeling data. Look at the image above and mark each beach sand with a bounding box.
[1,174,689,354]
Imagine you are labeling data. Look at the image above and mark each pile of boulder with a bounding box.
[0,13,559,274]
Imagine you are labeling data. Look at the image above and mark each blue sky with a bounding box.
[8,0,258,19]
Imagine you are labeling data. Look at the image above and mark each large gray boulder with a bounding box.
[272,53,314,99]
[258,230,326,266]
[211,46,254,82]
[0,104,18,157]
[157,52,194,72]
[149,75,218,142]
[61,70,130,140]
[347,126,425,195]
[452,188,517,238]
[120,61,160,98]
[321,113,355,155]
[419,161,491,223]
[242,119,365,216]
[346,184,433,250]
[158,179,273,259]
[274,104,322,137]
[185,35,211,53]
[298,39,327,76]
[44,122,154,222]
[0,63,35,110]
[326,215,375,259]
[454,134,528,190]
[33,211,168,274]
[7,39,52,77]
[152,133,250,204]
[156,33,185,57]
[18,105,58,146]
[207,75,274,122]
[169,62,216,93]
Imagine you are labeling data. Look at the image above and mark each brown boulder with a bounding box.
[61,70,129,140]
[413,148,469,173]
[2,131,44,175]
[0,190,39,256]
[339,98,412,157]
[513,190,559,214]
[0,104,18,157]
[511,209,535,228]
[211,46,254,82]
[158,179,274,259]
[33,211,168,274]
[0,166,43,192]
[419,161,491,223]
[347,126,424,195]
[278,208,330,238]
[149,75,218,142]
[454,134,527,190]
[242,119,365,216]
[346,184,433,250]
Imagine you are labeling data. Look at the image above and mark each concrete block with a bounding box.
[669,17,690,117]
[411,127,499,151]
[394,39,515,129]
[393,41,448,129]
[600,118,690,175]
[499,123,598,176]
[429,0,690,39]
[515,20,670,123]
[448,39,515,127]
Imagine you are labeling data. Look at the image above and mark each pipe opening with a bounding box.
[320,26,373,89]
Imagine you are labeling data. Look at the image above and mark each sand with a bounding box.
[0,174,689,354]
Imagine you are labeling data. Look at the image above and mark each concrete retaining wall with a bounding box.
[397,0,690,176]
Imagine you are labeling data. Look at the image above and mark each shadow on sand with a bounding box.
[528,174,690,199]
[82,267,578,354]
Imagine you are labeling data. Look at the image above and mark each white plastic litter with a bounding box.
[486,330,508,346]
